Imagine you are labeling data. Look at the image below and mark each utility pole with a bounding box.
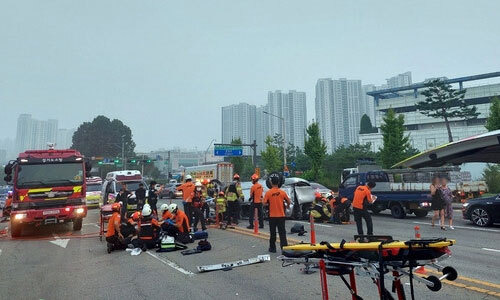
[121,135,126,171]
[141,154,145,174]
[263,111,287,170]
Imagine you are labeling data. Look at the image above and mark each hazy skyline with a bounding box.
[1,1,500,152]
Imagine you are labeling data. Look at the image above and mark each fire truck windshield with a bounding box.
[16,163,84,188]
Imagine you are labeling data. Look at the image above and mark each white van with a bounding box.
[101,170,148,207]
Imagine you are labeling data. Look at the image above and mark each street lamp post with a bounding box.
[121,135,126,171]
[205,139,216,164]
[263,111,287,170]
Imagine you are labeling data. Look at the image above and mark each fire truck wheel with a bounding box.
[73,218,83,231]
[11,223,22,237]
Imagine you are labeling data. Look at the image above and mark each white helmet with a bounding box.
[142,203,152,217]
[160,203,169,212]
[195,181,202,187]
[185,174,192,180]
[168,203,178,213]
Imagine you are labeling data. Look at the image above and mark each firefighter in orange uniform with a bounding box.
[177,174,196,224]
[106,202,125,253]
[247,174,264,229]
[352,181,376,238]
[263,174,291,253]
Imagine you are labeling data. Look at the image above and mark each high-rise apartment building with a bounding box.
[221,90,307,156]
[386,71,412,89]
[315,78,362,152]
[15,114,60,152]
[221,103,256,155]
[267,90,307,150]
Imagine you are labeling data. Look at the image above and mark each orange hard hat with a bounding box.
[315,192,322,199]
[251,174,259,181]
[131,211,141,221]
[202,179,209,185]
[112,202,121,212]
[218,191,225,196]
[233,174,240,180]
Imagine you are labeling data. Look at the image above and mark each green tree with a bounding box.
[359,114,377,134]
[304,122,327,181]
[485,96,500,131]
[379,108,412,168]
[72,115,136,158]
[417,79,479,142]
[261,136,282,174]
[323,143,377,187]
[271,133,296,165]
[482,164,500,194]
[229,138,245,175]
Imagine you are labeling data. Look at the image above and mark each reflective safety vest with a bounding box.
[216,197,226,213]
[202,187,208,199]
[139,217,156,240]
[226,182,239,202]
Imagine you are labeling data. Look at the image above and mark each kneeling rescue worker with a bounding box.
[263,174,291,253]
[310,192,331,222]
[138,204,160,250]
[106,202,127,253]
[329,194,350,224]
[164,203,191,243]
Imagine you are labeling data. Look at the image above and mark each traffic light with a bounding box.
[146,159,151,163]
[114,159,120,164]
[98,161,103,165]
[130,159,136,164]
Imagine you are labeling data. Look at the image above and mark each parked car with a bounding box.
[462,194,500,227]
[160,183,183,199]
[240,177,315,220]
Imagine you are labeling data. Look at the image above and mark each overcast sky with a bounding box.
[1,0,499,152]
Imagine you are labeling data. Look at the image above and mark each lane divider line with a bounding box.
[482,248,500,253]
[145,251,195,276]
[412,221,500,233]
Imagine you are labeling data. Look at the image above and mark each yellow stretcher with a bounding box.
[283,240,455,251]
[278,236,458,300]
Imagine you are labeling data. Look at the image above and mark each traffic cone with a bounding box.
[310,213,316,244]
[415,266,427,274]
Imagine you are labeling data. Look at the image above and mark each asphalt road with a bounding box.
[0,199,499,300]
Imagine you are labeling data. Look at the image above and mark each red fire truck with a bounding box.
[3,146,91,237]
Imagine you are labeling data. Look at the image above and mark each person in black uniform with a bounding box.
[135,183,147,211]
[148,181,159,217]
[116,183,131,219]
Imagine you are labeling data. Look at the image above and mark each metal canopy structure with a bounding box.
[393,130,500,169]
[367,71,500,100]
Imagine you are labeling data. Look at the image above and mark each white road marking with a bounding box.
[146,251,194,276]
[482,248,500,253]
[83,223,99,228]
[412,221,500,233]
[49,239,69,248]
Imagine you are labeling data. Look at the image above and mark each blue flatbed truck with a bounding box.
[338,171,432,219]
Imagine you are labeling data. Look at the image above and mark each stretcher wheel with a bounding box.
[442,266,458,281]
[426,275,442,292]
